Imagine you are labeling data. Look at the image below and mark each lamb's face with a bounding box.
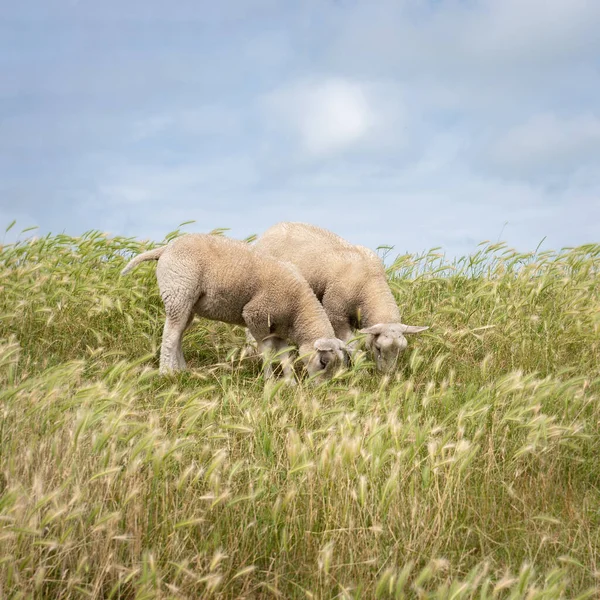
[302,338,347,380]
[367,331,406,373]
[360,323,429,373]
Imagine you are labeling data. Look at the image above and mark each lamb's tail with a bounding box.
[121,246,167,275]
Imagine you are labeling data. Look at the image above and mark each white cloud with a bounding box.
[2,0,284,24]
[322,0,600,124]
[1,0,599,258]
[96,158,260,208]
[264,78,376,156]
[329,0,600,72]
[131,106,242,141]
[485,113,600,179]
[468,0,600,63]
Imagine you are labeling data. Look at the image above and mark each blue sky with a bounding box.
[1,0,599,257]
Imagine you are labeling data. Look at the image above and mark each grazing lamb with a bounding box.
[121,233,346,383]
[251,222,428,373]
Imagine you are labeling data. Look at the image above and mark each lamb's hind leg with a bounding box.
[160,307,194,374]
[174,313,195,370]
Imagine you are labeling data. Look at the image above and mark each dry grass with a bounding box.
[1,224,599,598]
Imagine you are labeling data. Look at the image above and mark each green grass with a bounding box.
[1,226,599,599]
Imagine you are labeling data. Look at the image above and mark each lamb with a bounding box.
[250,222,429,373]
[120,233,346,383]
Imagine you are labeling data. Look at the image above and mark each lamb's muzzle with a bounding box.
[359,323,429,373]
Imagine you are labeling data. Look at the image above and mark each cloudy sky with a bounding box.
[1,0,599,257]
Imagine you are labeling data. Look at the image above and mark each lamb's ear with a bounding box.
[359,324,386,335]
[400,324,429,334]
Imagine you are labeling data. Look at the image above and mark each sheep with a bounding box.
[250,222,429,373]
[120,233,346,383]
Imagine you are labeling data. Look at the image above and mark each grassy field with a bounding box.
[1,225,599,599]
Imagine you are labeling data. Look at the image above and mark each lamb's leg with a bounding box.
[243,329,259,359]
[242,299,273,375]
[156,256,197,374]
[159,301,195,374]
[257,336,278,380]
[335,324,360,365]
[174,313,195,370]
[160,316,189,374]
[321,293,356,364]
[278,346,296,386]
[242,300,295,384]
[256,335,296,384]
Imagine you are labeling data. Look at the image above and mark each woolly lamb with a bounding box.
[251,222,429,373]
[121,233,346,383]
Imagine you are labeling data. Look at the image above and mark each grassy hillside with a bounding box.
[1,227,599,599]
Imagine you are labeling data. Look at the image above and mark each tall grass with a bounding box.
[1,227,599,598]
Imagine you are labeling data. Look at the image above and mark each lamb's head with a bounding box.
[299,338,347,380]
[359,323,429,373]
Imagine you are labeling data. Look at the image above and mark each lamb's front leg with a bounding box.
[321,294,355,366]
[278,345,296,386]
[243,328,259,359]
[256,336,296,385]
[336,324,360,366]
[257,336,279,380]
[242,300,295,385]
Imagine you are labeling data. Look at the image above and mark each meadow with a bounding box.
[1,223,599,599]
